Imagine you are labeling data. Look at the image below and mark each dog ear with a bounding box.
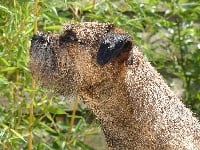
[97,33,132,66]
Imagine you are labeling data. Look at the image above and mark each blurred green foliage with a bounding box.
[0,0,199,149]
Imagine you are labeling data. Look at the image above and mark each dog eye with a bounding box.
[59,31,77,44]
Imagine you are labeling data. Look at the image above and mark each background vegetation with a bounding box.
[0,0,199,149]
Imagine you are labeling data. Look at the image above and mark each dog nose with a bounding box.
[32,34,45,43]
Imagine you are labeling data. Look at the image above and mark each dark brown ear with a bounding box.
[97,33,132,66]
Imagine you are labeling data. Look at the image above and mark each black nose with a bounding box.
[32,34,45,42]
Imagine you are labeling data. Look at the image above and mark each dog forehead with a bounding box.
[62,22,114,43]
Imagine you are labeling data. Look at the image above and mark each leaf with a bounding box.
[46,106,66,115]
[0,5,12,15]
[0,58,9,66]
[0,76,9,85]
[39,122,57,134]
[76,140,95,150]
[10,129,27,142]
[44,25,61,31]
[0,67,18,73]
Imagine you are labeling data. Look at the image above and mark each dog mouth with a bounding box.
[30,32,58,83]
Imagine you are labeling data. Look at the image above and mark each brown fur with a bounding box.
[30,22,200,149]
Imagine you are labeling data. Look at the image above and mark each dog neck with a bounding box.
[80,48,200,149]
